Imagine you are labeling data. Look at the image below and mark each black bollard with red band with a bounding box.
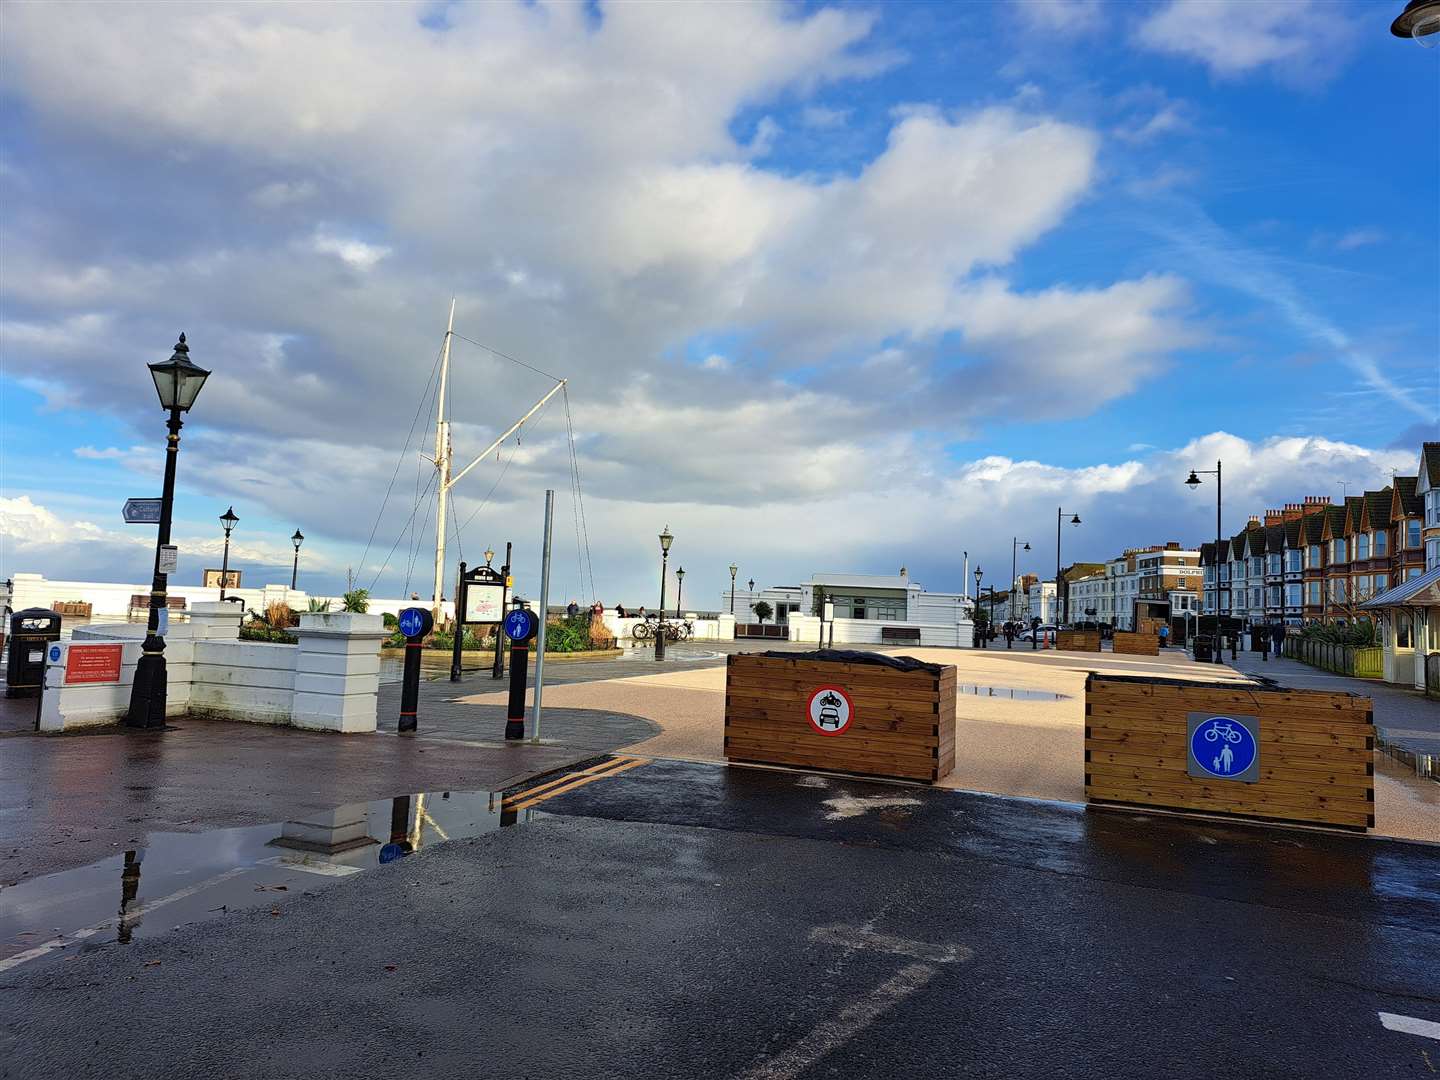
[396,606,434,734]
[502,605,538,741]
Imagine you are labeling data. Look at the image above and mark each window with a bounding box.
[1354,534,1369,560]
[1406,519,1422,548]
[1267,586,1282,607]
[1285,549,1302,573]
[1373,531,1387,557]
[1374,574,1388,593]
[1285,583,1302,607]
[1428,538,1440,571]
[1251,587,1262,608]
[1308,544,1322,568]
[1252,556,1264,577]
[1329,579,1348,603]
[1352,575,1370,600]
[1305,581,1322,605]
[1267,554,1282,575]
[1409,566,1426,581]
[1332,538,1347,563]
[1428,489,1440,526]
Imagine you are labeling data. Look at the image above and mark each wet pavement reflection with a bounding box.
[0,789,525,973]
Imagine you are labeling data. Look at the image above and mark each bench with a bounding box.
[880,626,922,644]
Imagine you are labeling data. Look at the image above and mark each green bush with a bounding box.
[542,615,594,653]
[382,612,399,630]
[1299,620,1378,647]
[240,623,297,644]
[342,588,370,613]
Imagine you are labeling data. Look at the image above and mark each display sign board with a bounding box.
[461,566,507,624]
[122,498,163,524]
[1186,712,1260,783]
[64,643,124,685]
[203,569,242,588]
[158,545,178,575]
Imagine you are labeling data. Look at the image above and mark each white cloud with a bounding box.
[1012,0,1104,33]
[309,228,391,270]
[1334,228,1385,252]
[1135,0,1357,84]
[800,105,849,129]
[250,179,317,208]
[73,445,161,477]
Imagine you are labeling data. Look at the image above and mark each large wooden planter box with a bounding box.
[1055,630,1101,652]
[1112,632,1159,656]
[1085,674,1375,831]
[724,653,955,782]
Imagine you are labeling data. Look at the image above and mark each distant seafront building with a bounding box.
[1066,543,1201,631]
[727,569,968,627]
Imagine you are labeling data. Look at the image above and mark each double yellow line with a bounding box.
[502,755,650,812]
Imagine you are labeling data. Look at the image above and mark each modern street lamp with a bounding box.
[656,526,673,661]
[728,563,738,614]
[1392,0,1440,45]
[126,333,211,730]
[1055,509,1082,626]
[217,506,239,601]
[674,566,685,618]
[1011,538,1031,625]
[290,529,304,590]
[1185,461,1224,664]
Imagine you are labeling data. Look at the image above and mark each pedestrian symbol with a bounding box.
[1186,712,1260,783]
[806,685,854,736]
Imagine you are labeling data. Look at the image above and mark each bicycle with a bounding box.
[1203,721,1244,744]
[630,621,653,642]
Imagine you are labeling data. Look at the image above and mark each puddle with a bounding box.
[958,685,1068,702]
[0,789,527,973]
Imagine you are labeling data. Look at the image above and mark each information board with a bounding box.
[64,643,124,685]
[464,583,506,624]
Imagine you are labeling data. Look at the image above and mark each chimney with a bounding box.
[1263,509,1284,526]
[1165,541,1180,549]
[1282,503,1303,522]
[1303,495,1331,506]
[1247,515,1261,528]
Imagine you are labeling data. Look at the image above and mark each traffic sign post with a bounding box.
[397,607,434,734]
[453,560,508,683]
[502,605,539,740]
[122,498,163,524]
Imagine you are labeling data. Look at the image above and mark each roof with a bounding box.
[809,573,919,591]
[1303,511,1326,544]
[1361,564,1440,609]
[1200,542,1215,565]
[1425,442,1440,487]
[1247,529,1267,555]
[1284,519,1302,547]
[1361,488,1393,530]
[1265,524,1285,551]
[1395,474,1421,517]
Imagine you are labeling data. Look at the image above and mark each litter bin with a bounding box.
[1193,634,1213,663]
[6,608,61,698]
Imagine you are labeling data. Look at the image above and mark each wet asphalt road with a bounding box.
[3,759,1437,1079]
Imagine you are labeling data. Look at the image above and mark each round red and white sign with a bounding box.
[806,685,854,736]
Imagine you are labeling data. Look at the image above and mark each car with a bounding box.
[1019,625,1057,642]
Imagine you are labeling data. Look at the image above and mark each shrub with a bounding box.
[752,600,773,624]
[1299,620,1378,647]
[307,597,332,613]
[240,622,297,644]
[342,588,370,613]
[265,601,297,628]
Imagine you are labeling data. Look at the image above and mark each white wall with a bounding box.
[603,613,735,642]
[789,614,973,648]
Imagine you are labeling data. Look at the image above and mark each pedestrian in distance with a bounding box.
[637,605,647,619]
[1271,622,1285,657]
[1004,623,1015,650]
[616,603,626,618]
[1159,623,1170,649]
[566,600,579,618]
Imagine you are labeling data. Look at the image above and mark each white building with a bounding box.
[1061,544,1201,630]
[1027,581,1057,624]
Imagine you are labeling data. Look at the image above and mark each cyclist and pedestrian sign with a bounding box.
[1186,712,1260,783]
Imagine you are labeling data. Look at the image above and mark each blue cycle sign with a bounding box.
[1186,712,1260,783]
[398,607,431,639]
[503,608,538,642]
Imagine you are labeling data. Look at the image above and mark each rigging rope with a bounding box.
[563,386,597,603]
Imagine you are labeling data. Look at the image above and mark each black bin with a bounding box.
[1193,634,1213,663]
[6,608,61,698]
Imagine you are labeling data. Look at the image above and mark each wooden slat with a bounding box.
[1085,781,1371,829]
[1085,707,1375,738]
[1085,747,1372,778]
[1084,763,1372,809]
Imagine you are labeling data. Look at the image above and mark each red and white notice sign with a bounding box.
[64,643,124,685]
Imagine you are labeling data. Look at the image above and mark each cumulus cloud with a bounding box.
[1012,0,1105,33]
[1135,0,1357,85]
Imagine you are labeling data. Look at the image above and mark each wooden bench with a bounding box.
[880,626,922,644]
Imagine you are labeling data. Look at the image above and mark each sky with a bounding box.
[1,0,1437,609]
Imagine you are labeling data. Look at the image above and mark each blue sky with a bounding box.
[1,0,1436,605]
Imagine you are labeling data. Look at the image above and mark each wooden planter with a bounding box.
[1112,632,1159,656]
[724,653,955,783]
[1085,674,1375,831]
[1055,630,1101,652]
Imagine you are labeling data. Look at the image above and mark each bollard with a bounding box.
[501,606,539,741]
[396,607,434,734]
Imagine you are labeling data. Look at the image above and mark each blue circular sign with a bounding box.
[503,608,537,642]
[48,645,62,663]
[1189,715,1258,779]
[398,607,428,638]
[378,842,408,864]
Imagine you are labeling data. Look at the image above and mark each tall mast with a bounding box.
[432,299,455,621]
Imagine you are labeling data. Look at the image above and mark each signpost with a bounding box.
[122,498,163,524]
[502,606,539,740]
[158,545,178,576]
[452,561,508,683]
[397,606,434,734]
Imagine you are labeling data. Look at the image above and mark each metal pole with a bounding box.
[219,528,231,601]
[1011,540,1018,628]
[493,542,510,679]
[675,573,683,619]
[656,550,669,661]
[450,561,466,682]
[1055,507,1062,627]
[1215,460,1223,664]
[531,490,554,743]
[290,548,299,591]
[126,406,182,728]
[431,299,456,624]
[729,568,736,614]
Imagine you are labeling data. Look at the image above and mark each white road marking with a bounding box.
[821,794,922,821]
[809,924,970,964]
[1379,1012,1440,1041]
[0,866,253,974]
[260,856,364,877]
[735,962,938,1080]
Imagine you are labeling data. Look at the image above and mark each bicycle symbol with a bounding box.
[1202,720,1244,744]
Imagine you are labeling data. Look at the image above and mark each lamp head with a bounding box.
[1393,0,1440,44]
[484,548,495,566]
[1023,542,1031,551]
[220,506,239,532]
[659,525,673,554]
[748,578,754,591]
[675,566,685,580]
[1185,470,1202,489]
[291,529,304,550]
[149,332,211,412]
[729,563,737,578]
[1070,514,1081,526]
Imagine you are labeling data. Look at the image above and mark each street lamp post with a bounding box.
[973,567,983,649]
[126,333,210,730]
[1011,538,1031,628]
[656,526,673,661]
[728,563,738,615]
[674,567,685,618]
[1185,461,1224,665]
[1392,0,1440,44]
[1055,508,1082,626]
[290,529,304,591]
[218,506,239,601]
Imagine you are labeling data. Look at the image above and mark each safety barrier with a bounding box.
[1282,637,1383,679]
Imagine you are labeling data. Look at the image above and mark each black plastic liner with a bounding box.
[758,649,943,675]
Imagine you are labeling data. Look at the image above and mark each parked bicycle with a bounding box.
[630,615,694,643]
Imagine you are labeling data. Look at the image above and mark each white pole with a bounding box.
[531,489,555,744]
[432,298,456,623]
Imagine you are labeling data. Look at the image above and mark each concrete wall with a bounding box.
[603,613,736,642]
[788,614,973,648]
[40,603,387,733]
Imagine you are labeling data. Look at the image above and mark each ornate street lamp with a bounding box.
[484,547,495,567]
[290,529,304,590]
[729,563,738,615]
[1186,461,1223,664]
[1393,0,1440,45]
[1055,509,1082,626]
[126,333,211,729]
[674,566,685,619]
[1011,538,1031,625]
[748,578,754,592]
[217,507,239,601]
[656,526,673,661]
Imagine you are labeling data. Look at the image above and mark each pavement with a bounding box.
[3,757,1438,1079]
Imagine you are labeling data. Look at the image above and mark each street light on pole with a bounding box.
[674,566,685,618]
[1185,461,1224,665]
[126,333,210,730]
[728,563,738,615]
[1392,0,1440,45]
[290,529,304,591]
[655,526,673,661]
[1011,538,1031,625]
[1055,508,1081,626]
[973,567,983,647]
[218,506,239,601]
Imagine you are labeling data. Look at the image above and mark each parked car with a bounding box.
[1019,625,1057,643]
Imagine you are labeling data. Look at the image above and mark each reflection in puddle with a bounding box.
[957,685,1067,701]
[1,789,524,972]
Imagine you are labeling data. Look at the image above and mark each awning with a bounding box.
[1360,564,1440,609]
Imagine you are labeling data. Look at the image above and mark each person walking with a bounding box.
[1271,622,1285,657]
[616,603,626,618]
[1003,623,1015,650]
[566,599,579,618]
[1159,623,1170,649]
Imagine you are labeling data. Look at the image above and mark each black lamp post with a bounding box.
[1392,0,1440,44]
[1055,508,1081,626]
[126,333,210,730]
[290,529,304,590]
[1185,461,1223,665]
[973,567,983,647]
[728,563,738,614]
[218,506,239,600]
[656,526,673,661]
[674,567,685,619]
[1011,537,1030,625]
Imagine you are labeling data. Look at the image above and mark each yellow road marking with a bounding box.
[508,756,650,811]
[498,756,637,808]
